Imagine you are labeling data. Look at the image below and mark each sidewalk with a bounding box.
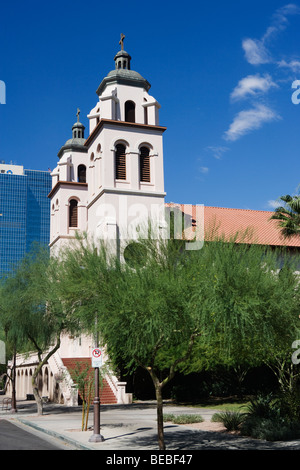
[1,399,300,450]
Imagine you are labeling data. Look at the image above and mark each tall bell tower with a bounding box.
[49,36,167,255]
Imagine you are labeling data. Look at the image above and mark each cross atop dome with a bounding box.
[96,36,151,96]
[114,33,131,70]
[119,33,125,51]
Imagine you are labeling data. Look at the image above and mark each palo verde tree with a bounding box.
[59,230,300,448]
[180,236,300,396]
[0,244,80,415]
[59,234,208,451]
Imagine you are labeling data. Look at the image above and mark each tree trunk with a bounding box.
[11,349,17,413]
[31,334,61,416]
[155,382,165,451]
[145,367,166,451]
[136,331,199,450]
[32,373,43,416]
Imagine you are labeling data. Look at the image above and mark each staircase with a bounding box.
[61,358,118,404]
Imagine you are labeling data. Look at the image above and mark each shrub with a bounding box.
[245,393,279,420]
[240,393,300,441]
[240,415,300,441]
[211,410,245,431]
[276,389,300,422]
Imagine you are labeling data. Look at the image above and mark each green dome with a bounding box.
[96,47,151,96]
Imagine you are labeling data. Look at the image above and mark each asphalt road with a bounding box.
[0,419,74,450]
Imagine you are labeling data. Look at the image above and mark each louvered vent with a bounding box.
[140,146,150,183]
[69,199,78,227]
[115,144,126,180]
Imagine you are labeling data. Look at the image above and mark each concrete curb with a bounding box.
[16,418,92,451]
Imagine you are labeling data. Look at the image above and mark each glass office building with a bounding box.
[0,163,51,277]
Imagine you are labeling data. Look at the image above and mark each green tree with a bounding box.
[60,236,206,450]
[181,239,300,396]
[0,245,79,415]
[270,193,300,238]
[59,233,300,449]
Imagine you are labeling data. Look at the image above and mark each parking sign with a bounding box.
[91,348,102,368]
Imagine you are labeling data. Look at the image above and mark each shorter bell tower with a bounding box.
[49,109,88,254]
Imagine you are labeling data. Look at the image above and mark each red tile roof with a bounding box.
[165,203,300,248]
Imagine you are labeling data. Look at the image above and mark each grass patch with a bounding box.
[190,399,250,413]
[163,413,204,424]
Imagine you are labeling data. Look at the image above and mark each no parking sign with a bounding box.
[91,348,102,368]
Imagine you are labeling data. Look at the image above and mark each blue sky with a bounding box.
[0,0,300,211]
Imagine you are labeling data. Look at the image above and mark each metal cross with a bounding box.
[76,108,80,122]
[119,33,125,51]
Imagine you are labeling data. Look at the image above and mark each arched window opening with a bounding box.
[115,143,126,180]
[140,146,150,183]
[78,164,86,183]
[125,100,135,123]
[69,199,78,227]
[143,98,148,125]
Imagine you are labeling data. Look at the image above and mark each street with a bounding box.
[0,419,74,450]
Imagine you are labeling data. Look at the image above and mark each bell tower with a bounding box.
[49,36,167,255]
[49,109,88,253]
[86,35,167,248]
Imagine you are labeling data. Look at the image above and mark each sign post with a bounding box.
[89,347,104,442]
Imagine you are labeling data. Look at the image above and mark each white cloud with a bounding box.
[242,38,271,65]
[278,59,300,72]
[230,74,277,101]
[242,4,300,65]
[206,146,229,159]
[267,199,281,209]
[270,3,300,29]
[224,104,280,142]
[199,166,209,174]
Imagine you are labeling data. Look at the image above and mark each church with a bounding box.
[6,36,300,406]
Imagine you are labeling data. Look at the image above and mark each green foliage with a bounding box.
[240,393,300,441]
[61,235,201,376]
[183,239,300,373]
[241,415,300,441]
[0,243,80,357]
[276,388,300,422]
[211,410,245,431]
[270,193,300,238]
[59,232,300,391]
[245,393,279,420]
[163,413,204,424]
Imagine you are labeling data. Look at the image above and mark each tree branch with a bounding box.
[162,330,201,388]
